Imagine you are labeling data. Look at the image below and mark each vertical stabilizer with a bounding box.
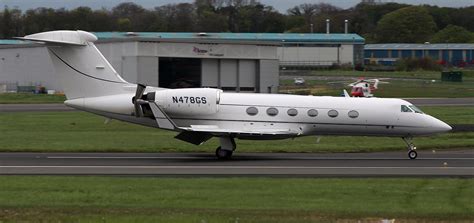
[19,30,132,99]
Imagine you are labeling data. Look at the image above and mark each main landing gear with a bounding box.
[402,136,417,159]
[215,137,236,160]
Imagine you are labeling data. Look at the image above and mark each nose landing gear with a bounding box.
[402,136,417,159]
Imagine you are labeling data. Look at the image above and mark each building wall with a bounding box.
[239,60,257,91]
[201,59,219,88]
[365,48,474,66]
[259,60,279,93]
[339,44,354,64]
[1,40,279,93]
[0,46,58,91]
[279,47,338,64]
[98,41,278,93]
[137,56,159,86]
[220,59,238,88]
[277,44,361,67]
[97,42,137,76]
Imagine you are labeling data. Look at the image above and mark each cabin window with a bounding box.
[246,107,258,116]
[348,110,359,118]
[266,107,279,116]
[328,109,339,118]
[409,105,423,114]
[307,109,318,117]
[287,108,298,116]
[401,105,412,113]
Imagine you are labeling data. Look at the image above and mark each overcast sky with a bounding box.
[0,0,472,12]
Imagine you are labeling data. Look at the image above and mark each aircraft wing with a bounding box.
[175,125,301,145]
[180,125,301,136]
[149,102,300,145]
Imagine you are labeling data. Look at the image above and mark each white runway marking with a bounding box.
[46,156,200,159]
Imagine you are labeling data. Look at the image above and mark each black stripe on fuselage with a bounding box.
[49,48,126,84]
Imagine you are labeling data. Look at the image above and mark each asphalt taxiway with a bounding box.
[0,150,472,177]
[0,103,74,112]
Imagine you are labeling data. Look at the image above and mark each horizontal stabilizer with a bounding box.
[15,30,98,46]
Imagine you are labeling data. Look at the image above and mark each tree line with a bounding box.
[1,0,473,43]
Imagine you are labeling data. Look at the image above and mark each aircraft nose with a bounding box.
[430,116,452,133]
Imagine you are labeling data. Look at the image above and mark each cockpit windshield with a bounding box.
[409,105,424,114]
[401,105,412,112]
[401,105,424,113]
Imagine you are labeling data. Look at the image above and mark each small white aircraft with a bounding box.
[18,31,452,160]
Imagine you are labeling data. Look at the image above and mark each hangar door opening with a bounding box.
[159,57,201,88]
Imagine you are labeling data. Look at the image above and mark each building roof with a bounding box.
[93,32,365,44]
[0,32,364,46]
[365,43,474,50]
[0,40,29,45]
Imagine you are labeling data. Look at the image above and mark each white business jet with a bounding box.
[18,30,452,160]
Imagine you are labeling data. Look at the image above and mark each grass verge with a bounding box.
[0,108,472,153]
[287,70,474,81]
[0,177,473,222]
[280,78,474,98]
[0,93,66,104]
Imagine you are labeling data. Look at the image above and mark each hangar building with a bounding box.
[0,32,364,93]
[365,43,474,67]
[277,33,364,68]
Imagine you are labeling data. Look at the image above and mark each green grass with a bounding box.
[422,106,474,125]
[287,69,474,81]
[0,93,66,104]
[280,78,474,98]
[0,108,472,153]
[0,177,473,222]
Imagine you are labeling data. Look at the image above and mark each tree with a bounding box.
[1,7,23,38]
[287,3,341,33]
[375,6,437,43]
[430,25,474,43]
[70,7,93,30]
[425,6,454,31]
[112,2,149,31]
[156,3,196,32]
[259,6,285,33]
[3,1,474,38]
[350,3,409,39]
[194,0,228,32]
[449,6,474,32]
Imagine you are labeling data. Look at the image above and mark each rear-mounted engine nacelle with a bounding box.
[155,88,222,116]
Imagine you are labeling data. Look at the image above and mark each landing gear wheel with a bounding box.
[215,147,233,160]
[408,150,417,160]
[402,136,418,160]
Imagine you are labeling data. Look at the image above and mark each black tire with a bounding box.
[215,147,232,160]
[408,150,417,160]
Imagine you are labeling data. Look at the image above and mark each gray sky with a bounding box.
[0,0,472,12]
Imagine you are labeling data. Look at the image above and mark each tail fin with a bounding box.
[19,30,131,99]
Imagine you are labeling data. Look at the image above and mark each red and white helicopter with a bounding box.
[332,78,389,98]
[349,78,389,97]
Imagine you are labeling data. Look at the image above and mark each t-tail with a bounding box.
[18,30,132,99]
[18,30,162,120]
